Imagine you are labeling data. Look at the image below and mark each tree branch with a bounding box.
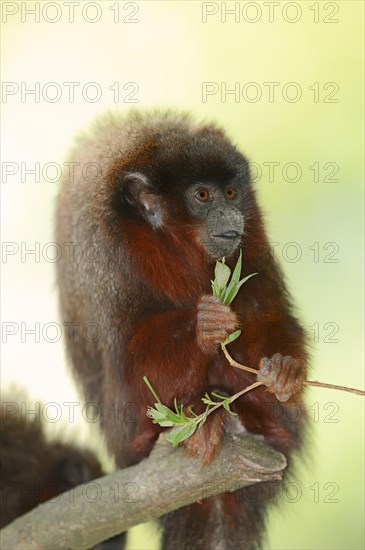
[0,433,286,549]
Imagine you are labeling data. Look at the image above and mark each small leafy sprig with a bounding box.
[144,375,261,448]
[211,250,257,345]
[144,376,208,447]
[211,249,257,306]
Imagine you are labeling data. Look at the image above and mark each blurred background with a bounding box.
[1,1,364,548]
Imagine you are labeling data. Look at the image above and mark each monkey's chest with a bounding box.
[206,354,245,396]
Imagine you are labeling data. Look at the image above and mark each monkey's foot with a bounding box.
[129,429,159,462]
[181,409,225,464]
[257,353,304,402]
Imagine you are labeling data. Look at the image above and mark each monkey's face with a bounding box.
[184,182,245,260]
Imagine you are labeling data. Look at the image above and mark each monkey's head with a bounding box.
[112,114,253,260]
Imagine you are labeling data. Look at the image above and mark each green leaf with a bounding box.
[148,403,184,425]
[211,391,229,401]
[219,286,227,300]
[202,392,220,406]
[211,280,219,296]
[146,406,175,426]
[221,250,242,304]
[225,272,258,305]
[222,400,237,416]
[178,404,193,423]
[201,392,215,406]
[143,376,161,403]
[222,329,241,346]
[230,249,243,288]
[212,258,231,296]
[166,423,198,447]
[187,406,198,417]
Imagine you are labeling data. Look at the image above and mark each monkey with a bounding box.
[0,400,125,549]
[55,110,308,549]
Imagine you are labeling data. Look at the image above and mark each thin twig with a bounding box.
[221,344,365,396]
[302,380,365,396]
[190,381,263,422]
[221,344,258,374]
[228,380,263,400]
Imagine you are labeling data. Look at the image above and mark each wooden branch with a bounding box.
[0,433,286,549]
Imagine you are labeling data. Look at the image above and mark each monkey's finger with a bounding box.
[273,355,293,393]
[197,303,235,318]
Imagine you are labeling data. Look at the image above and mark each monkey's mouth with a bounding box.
[213,230,241,240]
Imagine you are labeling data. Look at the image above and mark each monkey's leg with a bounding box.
[160,483,278,550]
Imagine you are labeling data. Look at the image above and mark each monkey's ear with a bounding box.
[121,172,163,228]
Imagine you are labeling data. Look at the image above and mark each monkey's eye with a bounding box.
[195,189,211,202]
[226,187,238,200]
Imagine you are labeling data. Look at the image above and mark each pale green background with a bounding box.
[1,1,364,549]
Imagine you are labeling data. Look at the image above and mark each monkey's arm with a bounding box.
[124,296,237,463]
[243,308,308,397]
[127,309,207,404]
[127,295,237,404]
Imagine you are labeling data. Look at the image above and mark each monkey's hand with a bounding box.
[196,295,239,354]
[258,353,305,402]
